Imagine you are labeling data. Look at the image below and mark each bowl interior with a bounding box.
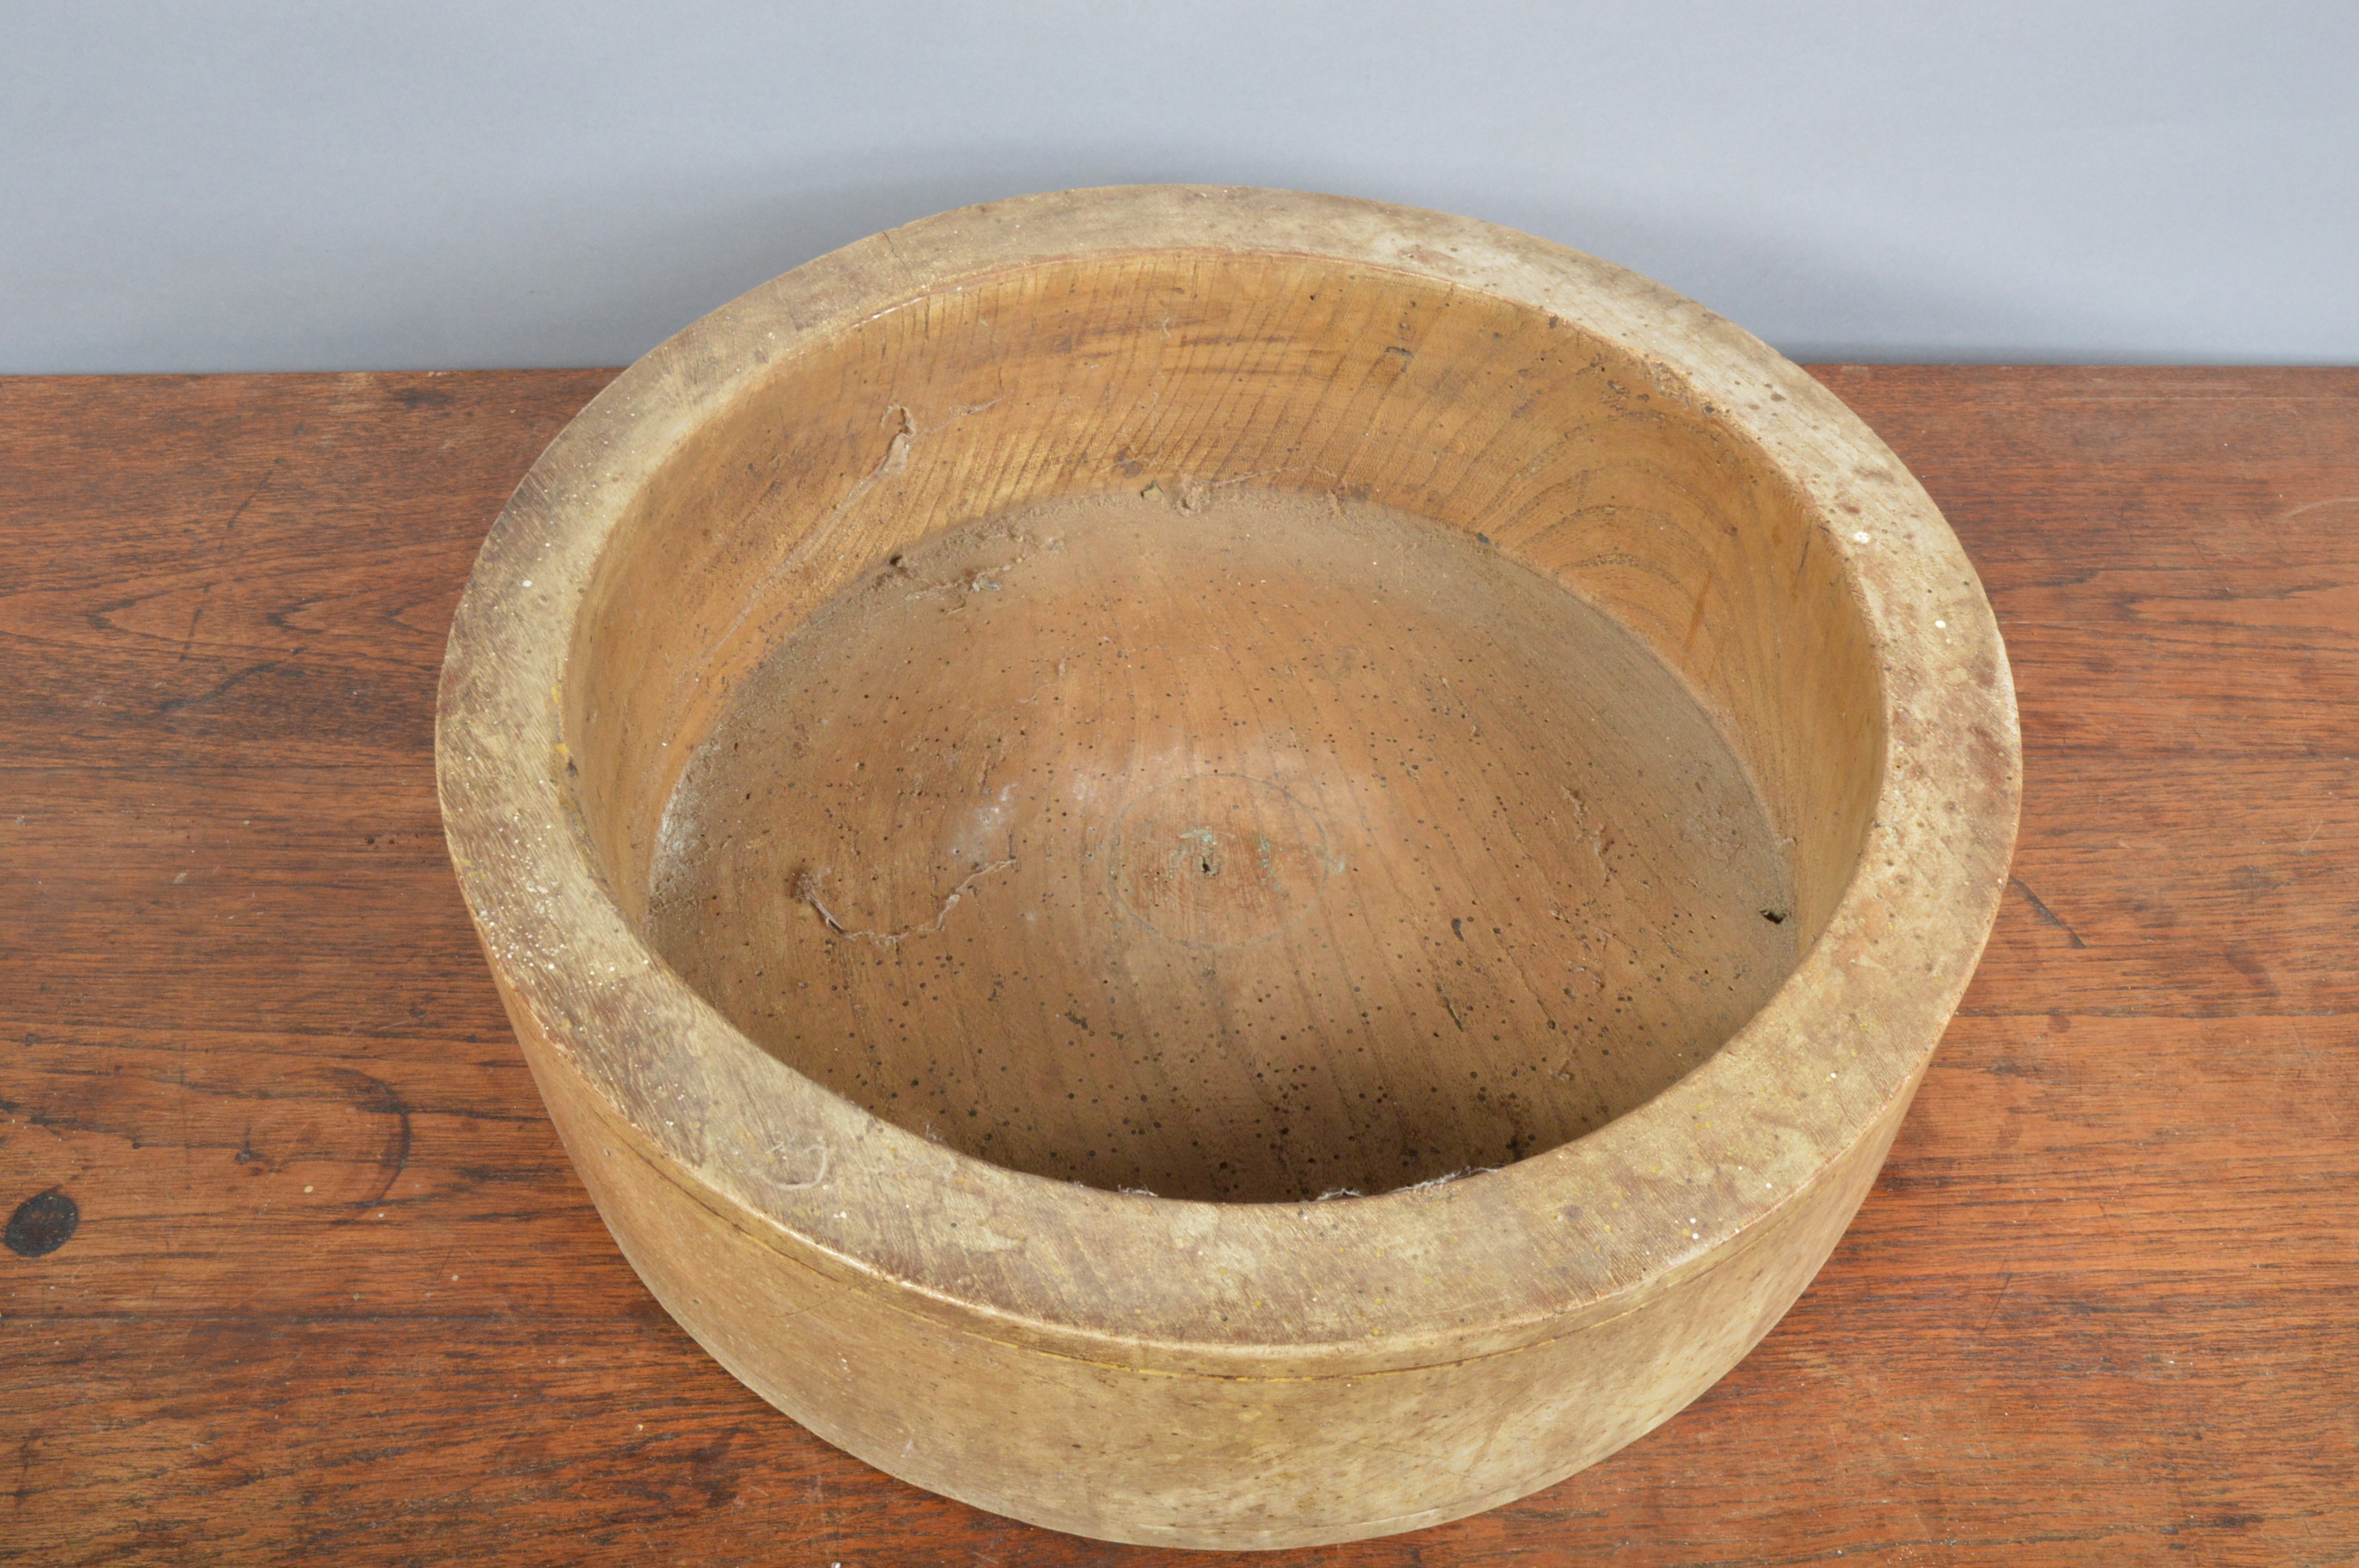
[560,249,1884,1203]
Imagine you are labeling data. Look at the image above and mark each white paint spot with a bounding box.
[1852,531,1871,544]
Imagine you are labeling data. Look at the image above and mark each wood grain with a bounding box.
[3,365,2354,1564]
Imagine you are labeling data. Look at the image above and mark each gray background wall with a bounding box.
[5,1,2354,373]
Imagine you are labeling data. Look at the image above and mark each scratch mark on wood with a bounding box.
[220,462,278,535]
[798,859,1016,946]
[2012,877,2087,948]
[175,583,216,662]
[319,1067,413,1215]
[157,659,280,714]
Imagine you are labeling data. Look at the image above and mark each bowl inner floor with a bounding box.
[645,484,1797,1202]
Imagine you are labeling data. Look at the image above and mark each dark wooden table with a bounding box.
[3,368,2353,1566]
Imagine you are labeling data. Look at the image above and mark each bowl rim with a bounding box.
[435,184,2020,1370]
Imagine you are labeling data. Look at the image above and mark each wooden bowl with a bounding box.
[437,187,2019,1549]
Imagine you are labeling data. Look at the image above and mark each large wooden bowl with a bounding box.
[437,187,2019,1549]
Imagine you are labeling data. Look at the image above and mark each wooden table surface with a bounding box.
[2,367,2352,1566]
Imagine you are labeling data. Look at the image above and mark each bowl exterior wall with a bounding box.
[500,969,1911,1549]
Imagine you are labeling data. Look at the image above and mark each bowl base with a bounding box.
[646,482,1796,1202]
